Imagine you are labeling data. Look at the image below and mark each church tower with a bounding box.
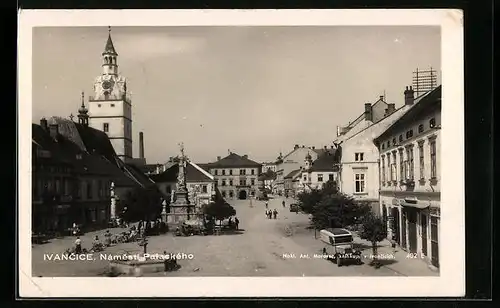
[88,26,133,162]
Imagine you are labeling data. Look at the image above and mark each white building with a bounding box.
[87,27,133,163]
[334,93,414,214]
[299,151,339,192]
[374,85,441,270]
[275,145,335,196]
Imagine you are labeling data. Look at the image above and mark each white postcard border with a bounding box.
[18,9,465,298]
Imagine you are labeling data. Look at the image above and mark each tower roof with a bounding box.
[102,26,118,56]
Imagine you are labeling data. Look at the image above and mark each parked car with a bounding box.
[319,228,362,267]
[289,203,300,213]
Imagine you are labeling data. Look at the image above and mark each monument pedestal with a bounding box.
[167,189,194,226]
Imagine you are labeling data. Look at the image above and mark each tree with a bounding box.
[298,180,371,230]
[359,212,388,267]
[203,199,236,226]
[117,185,163,222]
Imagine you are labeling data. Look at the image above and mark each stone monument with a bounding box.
[167,143,194,225]
[110,181,117,220]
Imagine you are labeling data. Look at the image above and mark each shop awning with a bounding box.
[401,201,429,209]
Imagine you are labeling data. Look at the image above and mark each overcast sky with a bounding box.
[32,26,440,164]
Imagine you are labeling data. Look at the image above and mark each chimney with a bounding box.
[404,86,415,105]
[324,145,327,150]
[49,124,59,139]
[40,118,48,130]
[217,156,221,161]
[331,145,334,149]
[294,144,299,150]
[386,103,396,116]
[302,145,305,148]
[139,132,145,159]
[243,155,248,159]
[336,126,340,137]
[364,103,373,121]
[379,95,384,100]
[312,146,315,150]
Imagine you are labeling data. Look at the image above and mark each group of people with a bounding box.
[137,218,167,236]
[266,209,279,219]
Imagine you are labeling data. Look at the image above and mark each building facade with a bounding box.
[88,27,133,162]
[375,86,441,269]
[204,153,262,200]
[299,151,339,193]
[334,93,412,215]
[275,145,332,196]
[151,161,216,215]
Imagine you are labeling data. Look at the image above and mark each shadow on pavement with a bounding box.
[216,230,245,236]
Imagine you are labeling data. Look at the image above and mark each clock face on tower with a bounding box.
[102,80,113,90]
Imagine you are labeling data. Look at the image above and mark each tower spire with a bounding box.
[78,91,89,126]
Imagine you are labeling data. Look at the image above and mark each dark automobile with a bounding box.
[289,203,300,213]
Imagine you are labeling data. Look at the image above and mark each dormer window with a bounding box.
[392,138,396,145]
[429,118,436,128]
[399,134,403,142]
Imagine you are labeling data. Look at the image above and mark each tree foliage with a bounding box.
[359,212,388,264]
[117,185,164,222]
[297,180,371,230]
[203,199,236,222]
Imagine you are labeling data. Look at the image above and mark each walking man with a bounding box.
[273,209,278,219]
[234,217,240,230]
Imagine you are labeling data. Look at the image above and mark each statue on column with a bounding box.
[177,142,187,191]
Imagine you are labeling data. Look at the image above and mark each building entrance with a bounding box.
[238,190,247,200]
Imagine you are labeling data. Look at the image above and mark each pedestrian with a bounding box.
[273,209,277,219]
[74,236,82,254]
[234,217,239,230]
[282,200,286,208]
[265,201,269,209]
[268,211,272,219]
[104,230,112,247]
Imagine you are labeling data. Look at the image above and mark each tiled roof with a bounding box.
[207,153,261,168]
[103,32,117,55]
[309,152,339,172]
[151,162,213,183]
[32,124,138,187]
[284,169,302,179]
[196,163,212,172]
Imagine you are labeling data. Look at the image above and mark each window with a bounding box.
[201,185,207,193]
[214,170,218,175]
[229,191,234,198]
[318,174,323,182]
[399,134,403,142]
[229,170,233,175]
[381,156,386,183]
[221,180,226,186]
[429,118,436,128]
[103,123,109,133]
[354,174,365,193]
[239,179,246,186]
[387,141,391,148]
[418,124,424,133]
[251,178,255,185]
[221,191,226,198]
[229,179,233,186]
[251,169,255,175]
[55,179,61,194]
[222,170,226,175]
[355,153,364,161]
[382,143,385,150]
[98,104,102,107]
[406,147,414,180]
[387,155,391,181]
[406,130,414,139]
[87,181,93,199]
[303,175,307,181]
[399,149,404,181]
[392,152,397,181]
[97,180,102,197]
[329,174,334,181]
[430,140,437,178]
[111,104,115,107]
[392,138,396,146]
[419,143,425,179]
[240,169,246,175]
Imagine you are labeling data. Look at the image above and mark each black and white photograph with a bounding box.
[18,9,464,297]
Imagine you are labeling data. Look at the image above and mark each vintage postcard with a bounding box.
[18,9,464,297]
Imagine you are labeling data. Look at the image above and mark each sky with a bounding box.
[32,26,440,164]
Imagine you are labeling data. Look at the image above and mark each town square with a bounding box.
[30,25,442,278]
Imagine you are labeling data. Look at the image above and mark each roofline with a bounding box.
[374,87,441,142]
[189,161,215,181]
